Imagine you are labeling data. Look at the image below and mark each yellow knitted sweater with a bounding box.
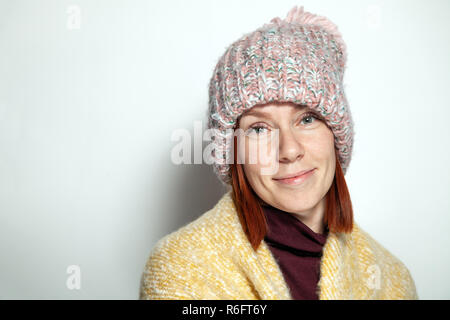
[139,190,418,300]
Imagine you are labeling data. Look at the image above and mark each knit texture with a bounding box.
[207,5,354,186]
[139,191,418,300]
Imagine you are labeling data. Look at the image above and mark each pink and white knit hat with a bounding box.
[207,5,354,186]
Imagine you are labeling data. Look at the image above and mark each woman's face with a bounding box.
[237,102,336,216]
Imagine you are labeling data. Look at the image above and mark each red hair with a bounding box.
[230,134,354,252]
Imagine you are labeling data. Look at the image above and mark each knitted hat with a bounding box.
[207,5,354,186]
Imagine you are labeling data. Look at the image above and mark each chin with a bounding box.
[274,190,315,206]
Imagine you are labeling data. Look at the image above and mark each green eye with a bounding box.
[300,112,318,125]
[247,126,268,135]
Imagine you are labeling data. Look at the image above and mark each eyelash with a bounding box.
[248,112,319,135]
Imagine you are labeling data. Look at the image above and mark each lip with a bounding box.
[273,168,316,186]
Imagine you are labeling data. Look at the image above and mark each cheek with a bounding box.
[238,137,275,168]
[241,162,268,196]
[242,164,257,184]
[240,148,274,189]
[307,127,335,158]
[309,128,336,185]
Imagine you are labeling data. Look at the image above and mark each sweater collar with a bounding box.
[142,190,416,301]
[262,204,329,255]
[219,190,396,299]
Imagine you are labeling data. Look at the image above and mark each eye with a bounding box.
[246,112,320,136]
[247,125,268,136]
[299,113,318,125]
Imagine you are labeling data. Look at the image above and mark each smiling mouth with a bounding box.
[273,168,315,180]
[272,168,316,186]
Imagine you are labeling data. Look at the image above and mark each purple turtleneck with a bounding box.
[262,204,329,300]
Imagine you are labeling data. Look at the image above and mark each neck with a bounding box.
[293,197,326,234]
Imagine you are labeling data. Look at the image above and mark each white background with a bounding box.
[1,0,449,299]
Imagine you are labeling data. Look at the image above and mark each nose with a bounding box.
[276,127,305,164]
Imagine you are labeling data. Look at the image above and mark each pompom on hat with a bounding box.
[207,5,354,186]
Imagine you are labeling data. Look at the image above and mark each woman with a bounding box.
[139,5,418,300]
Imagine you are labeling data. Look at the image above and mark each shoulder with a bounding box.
[139,191,239,299]
[351,223,419,299]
